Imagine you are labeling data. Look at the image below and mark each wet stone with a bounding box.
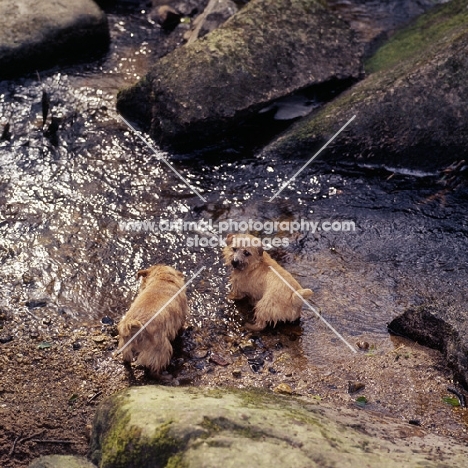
[192,349,209,360]
[92,335,106,343]
[248,357,264,373]
[209,353,231,366]
[348,381,365,393]
[0,334,13,344]
[356,341,370,351]
[26,299,48,309]
[239,340,256,353]
[101,316,114,326]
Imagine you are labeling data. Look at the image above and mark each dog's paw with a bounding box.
[228,292,245,301]
[245,320,267,331]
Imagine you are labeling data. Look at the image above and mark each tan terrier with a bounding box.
[117,264,187,375]
[223,233,313,331]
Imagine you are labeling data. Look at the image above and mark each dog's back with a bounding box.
[117,264,187,374]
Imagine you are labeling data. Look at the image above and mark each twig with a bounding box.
[20,430,46,444]
[8,434,21,457]
[87,390,102,404]
[186,0,218,44]
[31,439,74,444]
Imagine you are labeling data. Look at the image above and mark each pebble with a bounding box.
[356,341,370,350]
[101,316,114,326]
[274,383,293,395]
[348,381,365,393]
[192,349,209,360]
[26,299,48,309]
[42,316,52,325]
[239,340,255,353]
[92,335,107,343]
[232,370,242,378]
[0,334,13,344]
[209,354,231,366]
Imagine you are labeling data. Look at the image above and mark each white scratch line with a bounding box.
[119,115,207,202]
[269,115,356,202]
[268,266,357,353]
[114,266,206,357]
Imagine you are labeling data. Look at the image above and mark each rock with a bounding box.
[0,0,109,79]
[388,303,468,387]
[209,353,231,366]
[262,0,468,171]
[348,381,365,393]
[28,455,97,468]
[149,5,182,31]
[273,382,293,394]
[117,0,362,151]
[89,385,468,467]
[0,334,13,344]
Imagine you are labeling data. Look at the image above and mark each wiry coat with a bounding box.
[223,233,313,331]
[117,264,187,374]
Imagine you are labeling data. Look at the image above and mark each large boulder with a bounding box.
[28,455,97,468]
[89,385,468,467]
[261,0,468,171]
[389,303,468,388]
[117,0,362,150]
[0,0,109,79]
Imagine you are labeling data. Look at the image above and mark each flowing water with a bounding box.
[0,2,467,375]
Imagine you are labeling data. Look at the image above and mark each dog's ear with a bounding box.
[226,233,235,246]
[257,245,264,256]
[137,268,150,279]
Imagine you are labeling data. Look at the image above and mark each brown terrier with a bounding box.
[223,233,313,331]
[117,264,187,375]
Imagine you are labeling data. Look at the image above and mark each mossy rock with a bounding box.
[0,0,109,79]
[89,385,468,467]
[117,0,362,151]
[262,0,468,171]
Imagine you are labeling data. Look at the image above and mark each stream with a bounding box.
[1,0,467,446]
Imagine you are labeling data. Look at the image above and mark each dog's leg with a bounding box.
[227,281,246,300]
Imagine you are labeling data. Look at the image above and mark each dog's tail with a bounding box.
[292,288,313,307]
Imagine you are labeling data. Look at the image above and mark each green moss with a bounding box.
[366,0,468,73]
[166,454,188,468]
[100,409,186,468]
[200,415,264,439]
